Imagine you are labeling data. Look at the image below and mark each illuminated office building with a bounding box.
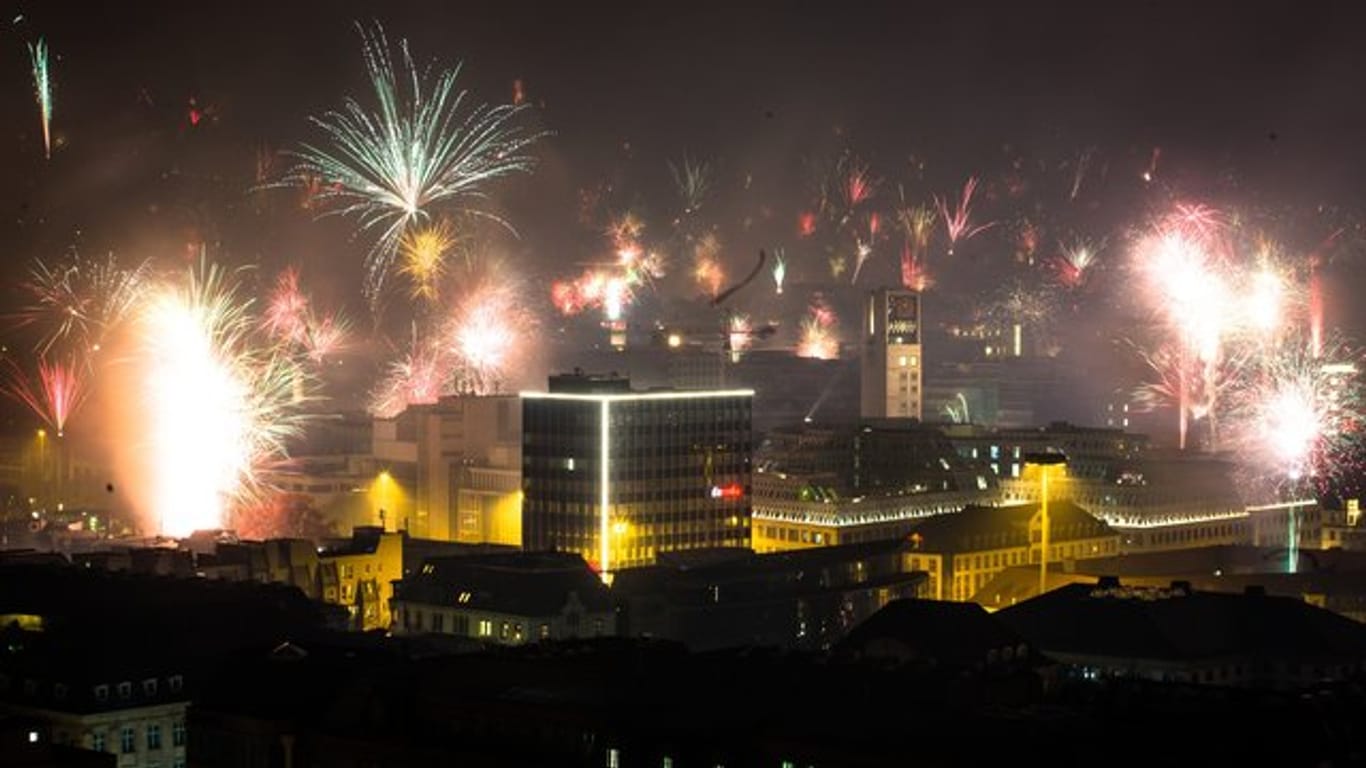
[861,288,923,420]
[521,373,753,577]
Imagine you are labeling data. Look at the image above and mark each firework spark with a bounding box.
[727,313,754,358]
[286,23,542,302]
[139,262,312,536]
[303,311,351,364]
[934,176,994,254]
[28,37,51,159]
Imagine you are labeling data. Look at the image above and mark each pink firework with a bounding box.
[304,312,351,364]
[1054,238,1100,289]
[798,211,817,237]
[445,281,534,395]
[935,176,994,254]
[263,267,310,344]
[3,356,88,435]
[369,342,448,419]
[840,159,876,212]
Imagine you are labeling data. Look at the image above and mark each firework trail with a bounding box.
[796,296,839,360]
[2,356,87,436]
[896,197,936,292]
[900,243,931,292]
[138,262,313,536]
[771,249,786,295]
[850,212,882,284]
[669,154,712,216]
[1069,147,1095,201]
[935,176,994,254]
[28,37,51,159]
[286,23,543,303]
[399,220,456,302]
[838,157,876,220]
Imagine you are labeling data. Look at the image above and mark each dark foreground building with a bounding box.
[613,539,928,651]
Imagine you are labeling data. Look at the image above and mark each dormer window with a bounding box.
[117,682,131,700]
[168,675,183,693]
[142,679,157,696]
[94,685,109,702]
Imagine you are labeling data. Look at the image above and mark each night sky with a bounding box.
[1,0,1365,431]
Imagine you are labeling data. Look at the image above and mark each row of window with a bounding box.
[91,676,184,703]
[91,721,185,754]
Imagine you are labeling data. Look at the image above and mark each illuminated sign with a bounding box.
[710,483,745,500]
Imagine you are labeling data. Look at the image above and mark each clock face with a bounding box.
[887,293,919,342]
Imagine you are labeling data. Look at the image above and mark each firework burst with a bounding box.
[444,277,535,395]
[796,297,839,360]
[771,249,786,295]
[669,154,712,216]
[16,252,149,355]
[399,220,457,302]
[1056,237,1102,289]
[137,262,313,536]
[286,23,543,302]
[369,336,448,419]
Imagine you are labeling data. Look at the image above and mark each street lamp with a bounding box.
[1024,451,1068,598]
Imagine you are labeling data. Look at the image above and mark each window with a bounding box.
[607,748,620,768]
[172,721,186,747]
[120,727,136,754]
[168,675,183,693]
[94,685,108,702]
[174,759,186,768]
[478,619,492,637]
[117,682,132,700]
[92,732,106,753]
[432,613,445,633]
[147,724,161,750]
[539,623,550,640]
[143,679,158,696]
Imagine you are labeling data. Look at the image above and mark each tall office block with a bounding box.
[522,373,753,578]
[861,288,923,420]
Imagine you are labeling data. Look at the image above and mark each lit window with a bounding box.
[898,355,908,367]
[608,748,620,768]
[478,619,492,637]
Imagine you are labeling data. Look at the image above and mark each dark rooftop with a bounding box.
[909,500,1114,554]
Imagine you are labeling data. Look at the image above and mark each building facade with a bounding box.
[390,552,615,644]
[860,288,923,420]
[522,373,753,576]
